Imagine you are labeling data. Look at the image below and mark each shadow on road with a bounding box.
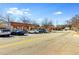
[0,35,14,38]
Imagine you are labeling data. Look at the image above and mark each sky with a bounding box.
[0,3,79,25]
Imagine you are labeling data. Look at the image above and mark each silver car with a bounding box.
[0,28,11,36]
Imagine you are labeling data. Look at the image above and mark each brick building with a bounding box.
[10,22,39,30]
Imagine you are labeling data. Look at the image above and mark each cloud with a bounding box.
[21,8,30,12]
[24,11,32,16]
[54,11,63,15]
[7,8,31,16]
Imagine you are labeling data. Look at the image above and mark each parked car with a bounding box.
[28,30,39,34]
[0,28,11,36]
[11,29,26,35]
[38,29,48,33]
[34,30,39,34]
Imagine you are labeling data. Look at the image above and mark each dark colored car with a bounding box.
[38,29,48,33]
[11,29,26,35]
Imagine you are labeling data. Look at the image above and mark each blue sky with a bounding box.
[0,3,79,25]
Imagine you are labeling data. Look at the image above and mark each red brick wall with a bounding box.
[10,22,39,30]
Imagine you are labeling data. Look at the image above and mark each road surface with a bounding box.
[0,31,79,55]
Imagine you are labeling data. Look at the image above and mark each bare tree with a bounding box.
[1,14,14,29]
[20,16,31,24]
[0,14,12,28]
[30,20,39,26]
[67,15,79,30]
[5,14,12,27]
[42,18,53,26]
[0,14,6,22]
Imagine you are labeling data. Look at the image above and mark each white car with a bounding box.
[0,28,11,36]
[28,30,39,34]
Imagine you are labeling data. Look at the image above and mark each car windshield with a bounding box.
[2,29,10,32]
[12,29,22,32]
[16,30,22,32]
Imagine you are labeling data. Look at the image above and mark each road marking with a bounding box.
[0,39,33,48]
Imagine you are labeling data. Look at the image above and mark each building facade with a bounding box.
[10,22,39,30]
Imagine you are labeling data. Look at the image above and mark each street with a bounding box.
[0,31,78,55]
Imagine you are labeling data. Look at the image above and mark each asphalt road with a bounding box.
[0,31,79,55]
